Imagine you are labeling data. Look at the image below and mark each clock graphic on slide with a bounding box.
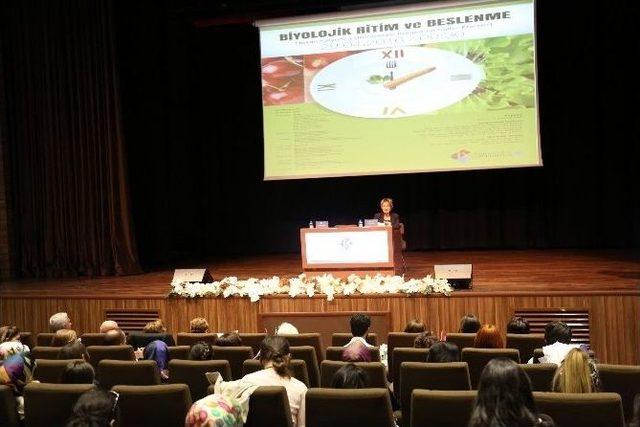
[310,46,484,119]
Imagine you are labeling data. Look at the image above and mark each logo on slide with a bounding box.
[339,238,353,251]
[451,149,471,163]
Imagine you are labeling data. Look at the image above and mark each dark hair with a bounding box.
[331,363,369,389]
[544,321,572,345]
[404,319,426,333]
[215,332,242,347]
[469,358,554,427]
[189,342,214,360]
[259,336,291,378]
[0,325,20,342]
[507,317,530,334]
[58,341,89,361]
[104,329,126,346]
[60,361,95,384]
[350,313,371,337]
[459,314,481,333]
[426,341,460,363]
[65,389,118,427]
[414,332,438,349]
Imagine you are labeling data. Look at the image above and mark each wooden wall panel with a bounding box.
[1,292,638,365]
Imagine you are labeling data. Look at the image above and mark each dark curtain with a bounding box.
[0,0,140,277]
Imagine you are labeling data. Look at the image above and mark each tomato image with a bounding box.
[262,57,304,105]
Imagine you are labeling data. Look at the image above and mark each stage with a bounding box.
[1,249,639,364]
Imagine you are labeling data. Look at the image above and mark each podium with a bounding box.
[300,226,403,277]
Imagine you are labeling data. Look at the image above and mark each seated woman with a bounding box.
[331,363,369,389]
[58,341,90,361]
[143,340,170,381]
[404,319,426,333]
[0,352,34,421]
[474,324,503,349]
[414,331,438,349]
[552,348,600,393]
[426,341,460,363]
[0,326,29,360]
[65,389,119,427]
[61,361,95,384]
[52,329,78,346]
[129,319,175,348]
[215,332,242,347]
[374,197,400,228]
[189,342,214,361]
[189,317,210,333]
[459,314,482,333]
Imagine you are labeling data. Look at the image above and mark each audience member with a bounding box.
[143,319,167,333]
[49,312,72,332]
[215,332,242,347]
[65,389,119,427]
[528,321,579,364]
[342,340,372,363]
[331,363,369,389]
[52,329,78,346]
[404,319,426,333]
[506,316,530,334]
[189,317,210,333]
[61,361,95,384]
[103,328,126,346]
[468,358,555,427]
[275,322,299,335]
[552,348,599,393]
[474,324,504,349]
[413,331,438,349]
[189,342,214,361]
[143,340,170,381]
[58,341,90,361]
[459,314,481,333]
[0,326,29,359]
[343,313,373,348]
[426,341,460,363]
[0,352,34,419]
[129,319,175,348]
[99,320,119,334]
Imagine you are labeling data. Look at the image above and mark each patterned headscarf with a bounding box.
[0,352,34,395]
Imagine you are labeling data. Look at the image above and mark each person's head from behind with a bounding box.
[552,348,594,393]
[189,342,214,361]
[189,317,209,333]
[275,322,299,335]
[404,319,425,333]
[350,313,371,338]
[331,363,369,389]
[52,329,78,346]
[506,316,530,334]
[474,324,503,349]
[216,332,242,347]
[459,314,481,333]
[104,329,126,346]
[143,319,166,334]
[469,358,548,427]
[259,336,291,378]
[61,361,95,384]
[58,341,89,361]
[99,320,119,334]
[50,312,72,332]
[380,198,393,214]
[0,325,20,342]
[342,340,372,363]
[65,389,118,427]
[427,341,460,363]
[414,331,438,349]
[544,321,572,345]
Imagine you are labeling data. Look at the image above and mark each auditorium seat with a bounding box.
[33,359,83,383]
[86,345,134,369]
[306,388,395,427]
[320,361,387,388]
[30,346,63,360]
[533,392,624,427]
[520,363,556,391]
[36,333,57,347]
[533,347,596,363]
[461,348,520,389]
[445,333,476,352]
[79,333,107,346]
[97,360,160,389]
[410,390,476,427]
[170,359,232,401]
[112,384,192,427]
[325,346,381,362]
[238,333,267,355]
[331,333,378,347]
[0,385,19,427]
[176,332,218,347]
[597,363,640,422]
[391,348,428,393]
[19,331,35,350]
[279,333,324,362]
[506,333,545,362]
[290,345,321,388]
[386,333,421,381]
[245,386,294,427]
[127,331,175,348]
[398,362,471,427]
[24,382,95,427]
[211,346,254,380]
[168,345,191,360]
[243,359,310,387]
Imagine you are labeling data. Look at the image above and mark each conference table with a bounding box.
[300,225,403,276]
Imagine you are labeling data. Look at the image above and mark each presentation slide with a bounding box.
[258,0,540,180]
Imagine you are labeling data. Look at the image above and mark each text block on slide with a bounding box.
[304,230,390,265]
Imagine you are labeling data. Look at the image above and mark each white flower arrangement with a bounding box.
[169,273,452,302]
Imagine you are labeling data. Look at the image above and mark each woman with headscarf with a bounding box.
[0,351,34,419]
[143,340,170,381]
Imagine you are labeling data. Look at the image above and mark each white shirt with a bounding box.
[527,341,580,365]
[242,367,307,427]
[342,336,375,349]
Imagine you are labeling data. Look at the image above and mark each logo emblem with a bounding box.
[451,149,471,163]
[339,238,353,251]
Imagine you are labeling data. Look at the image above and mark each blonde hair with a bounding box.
[552,348,594,393]
[190,317,209,333]
[380,198,394,209]
[275,322,299,335]
[143,319,166,333]
[52,329,78,346]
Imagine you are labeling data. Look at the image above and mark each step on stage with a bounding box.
[1,249,638,364]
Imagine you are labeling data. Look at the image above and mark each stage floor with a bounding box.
[1,249,638,298]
